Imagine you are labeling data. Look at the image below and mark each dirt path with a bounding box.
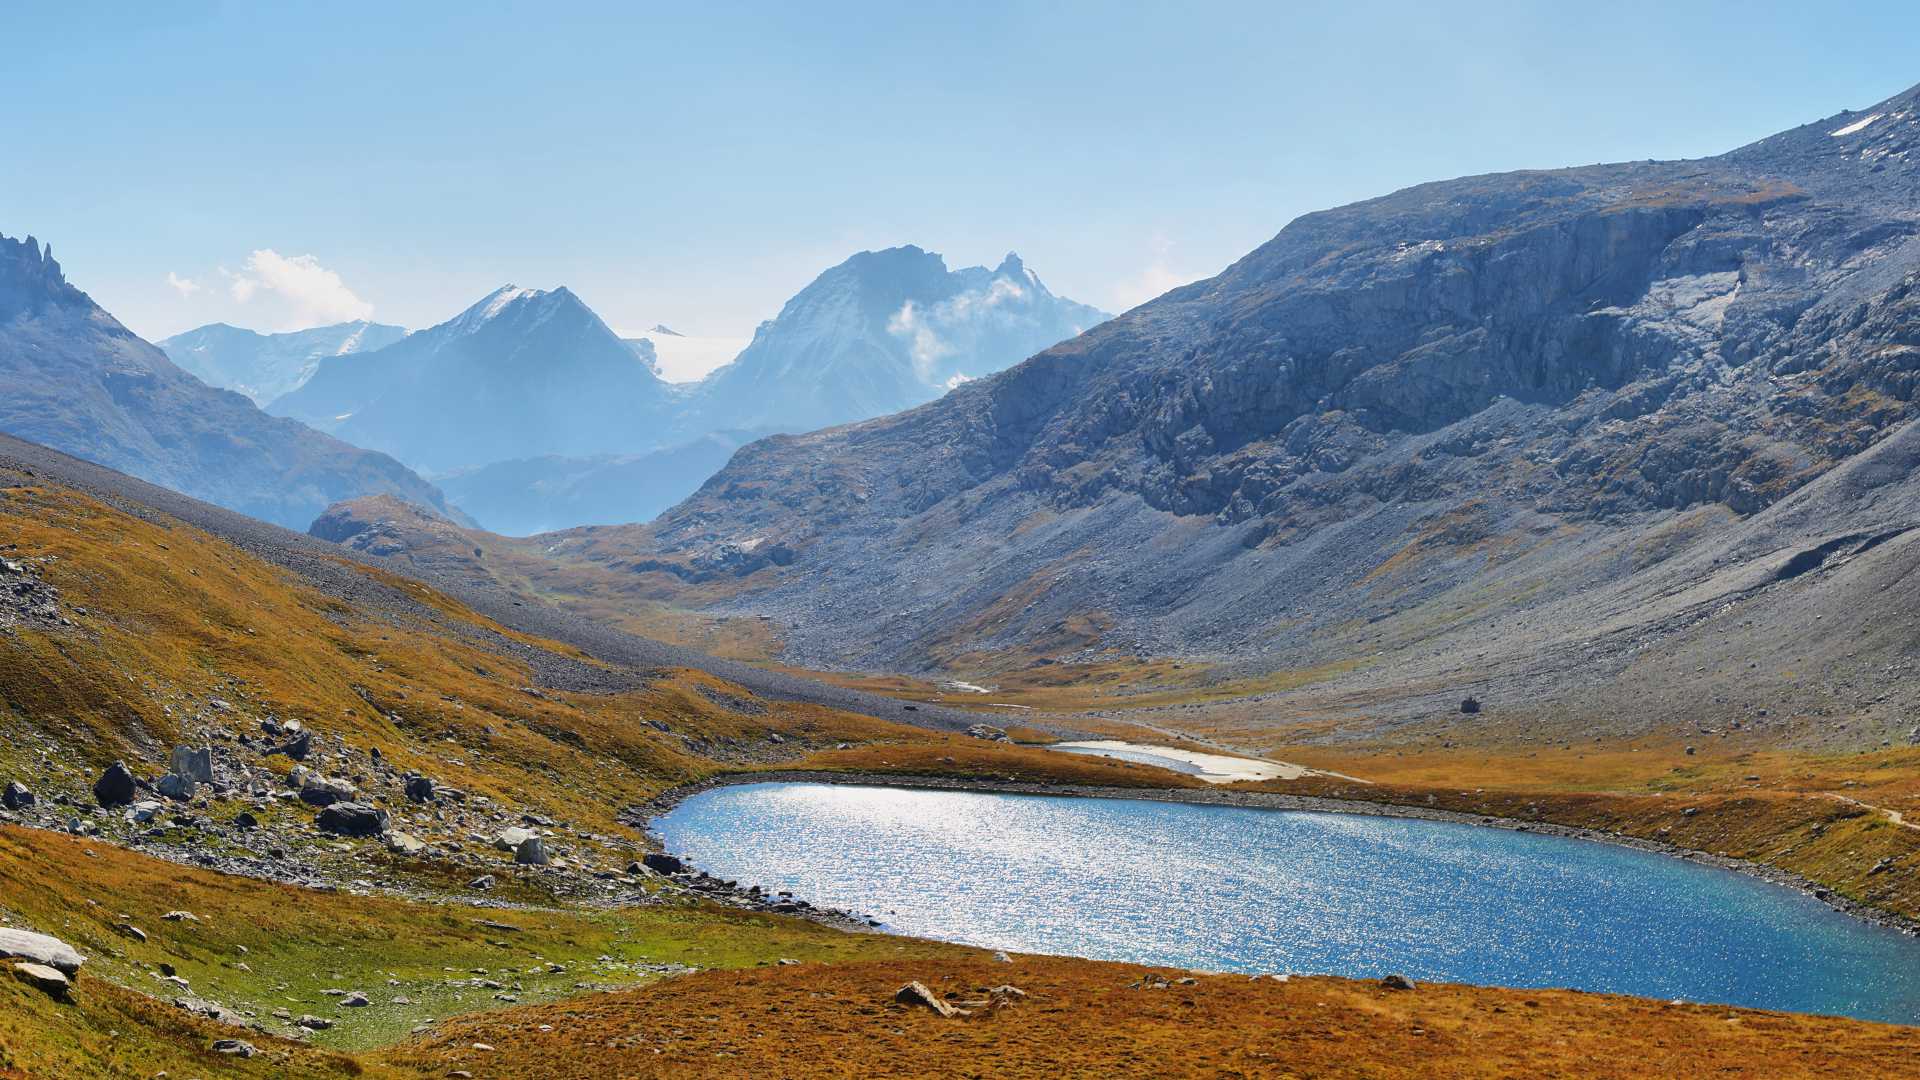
[1824,792,1920,831]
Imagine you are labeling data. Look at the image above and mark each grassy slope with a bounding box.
[381,956,1920,1080]
[7,477,1920,1075]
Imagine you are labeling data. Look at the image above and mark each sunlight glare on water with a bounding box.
[653,783,1920,1024]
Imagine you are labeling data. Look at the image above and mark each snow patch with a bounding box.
[1830,114,1883,137]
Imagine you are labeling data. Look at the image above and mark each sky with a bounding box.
[4,2,1917,380]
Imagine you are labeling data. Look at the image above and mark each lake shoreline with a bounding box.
[629,769,1920,939]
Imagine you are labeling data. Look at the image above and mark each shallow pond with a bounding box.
[653,782,1920,1023]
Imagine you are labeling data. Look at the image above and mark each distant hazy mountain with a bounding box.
[267,249,1101,532]
[273,285,678,473]
[436,428,771,536]
[685,247,1107,436]
[158,320,407,405]
[0,233,459,530]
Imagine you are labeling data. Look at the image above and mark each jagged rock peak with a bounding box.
[1,232,82,316]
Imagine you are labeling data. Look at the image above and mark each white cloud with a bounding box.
[223,249,373,327]
[1109,233,1202,312]
[886,299,957,380]
[165,271,202,297]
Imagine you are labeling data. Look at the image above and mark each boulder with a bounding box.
[211,1039,258,1057]
[894,980,961,1018]
[642,852,684,876]
[1381,974,1417,991]
[966,724,1011,742]
[1,781,33,810]
[233,810,259,830]
[12,961,70,998]
[155,772,196,801]
[169,745,215,783]
[315,801,388,837]
[403,774,435,803]
[494,826,535,852]
[299,776,358,807]
[341,990,370,1007]
[129,800,164,824]
[0,928,85,974]
[468,874,496,891]
[295,1014,333,1030]
[1459,698,1482,715]
[266,730,313,761]
[384,831,427,856]
[513,836,549,866]
[93,762,137,808]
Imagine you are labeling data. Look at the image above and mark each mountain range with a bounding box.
[532,81,1920,745]
[174,247,1105,533]
[0,234,459,530]
[158,319,407,405]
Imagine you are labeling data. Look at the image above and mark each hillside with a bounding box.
[0,234,458,531]
[532,83,1920,752]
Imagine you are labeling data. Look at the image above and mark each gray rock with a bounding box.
[11,961,70,998]
[642,852,684,876]
[299,775,357,807]
[384,830,427,856]
[1381,974,1417,991]
[468,874,495,891]
[0,928,85,974]
[513,836,549,866]
[1,781,32,810]
[170,745,214,783]
[341,990,369,1007]
[295,1014,333,1030]
[155,772,196,801]
[211,1039,258,1057]
[314,801,388,837]
[894,980,961,1018]
[267,730,313,761]
[494,826,535,852]
[403,773,435,803]
[128,800,165,824]
[93,761,136,808]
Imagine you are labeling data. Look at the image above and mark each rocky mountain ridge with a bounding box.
[543,82,1920,746]
[0,234,460,530]
[273,285,680,473]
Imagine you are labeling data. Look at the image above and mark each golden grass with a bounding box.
[378,955,1920,1079]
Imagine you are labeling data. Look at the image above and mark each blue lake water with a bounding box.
[652,782,1920,1024]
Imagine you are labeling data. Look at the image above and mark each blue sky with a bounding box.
[4,2,1916,370]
